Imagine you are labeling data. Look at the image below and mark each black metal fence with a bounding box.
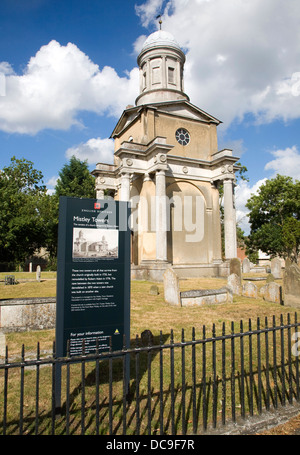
[1,312,300,435]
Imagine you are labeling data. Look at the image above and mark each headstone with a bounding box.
[271,258,282,279]
[36,265,41,282]
[260,282,281,304]
[163,267,181,306]
[242,258,251,273]
[230,258,241,282]
[5,275,15,285]
[149,285,159,295]
[29,262,32,273]
[0,331,6,357]
[284,262,300,308]
[180,287,233,306]
[242,281,258,299]
[227,273,241,295]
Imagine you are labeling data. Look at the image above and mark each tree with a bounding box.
[38,193,59,262]
[42,156,96,267]
[0,157,48,264]
[55,156,95,198]
[246,175,300,263]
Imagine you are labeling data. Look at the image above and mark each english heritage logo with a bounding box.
[94,202,101,210]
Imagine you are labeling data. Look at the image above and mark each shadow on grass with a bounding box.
[1,333,299,435]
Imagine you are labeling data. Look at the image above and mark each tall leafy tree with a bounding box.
[43,156,96,266]
[246,175,300,263]
[0,157,48,263]
[55,155,95,198]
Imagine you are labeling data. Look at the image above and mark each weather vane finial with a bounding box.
[156,14,162,30]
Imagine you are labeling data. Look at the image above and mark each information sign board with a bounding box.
[56,196,130,358]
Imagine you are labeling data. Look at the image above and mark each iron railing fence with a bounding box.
[1,312,300,435]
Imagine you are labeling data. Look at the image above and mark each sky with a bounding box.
[0,0,300,234]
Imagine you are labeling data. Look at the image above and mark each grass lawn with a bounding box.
[0,271,294,355]
[1,271,298,435]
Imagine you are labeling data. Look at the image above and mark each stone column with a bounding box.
[162,56,166,88]
[119,172,131,201]
[223,178,237,259]
[155,169,168,262]
[96,188,105,199]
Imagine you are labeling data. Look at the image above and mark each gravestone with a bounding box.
[180,287,233,306]
[149,285,159,295]
[271,258,282,279]
[230,258,241,283]
[242,258,251,273]
[163,267,181,306]
[36,265,41,282]
[284,262,300,308]
[242,281,258,299]
[227,273,241,295]
[0,331,5,357]
[260,282,281,304]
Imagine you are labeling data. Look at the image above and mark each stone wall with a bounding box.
[0,298,56,332]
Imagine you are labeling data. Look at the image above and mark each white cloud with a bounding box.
[132,34,148,55]
[45,176,58,194]
[1,1,300,137]
[135,0,165,27]
[218,138,246,157]
[264,146,300,180]
[0,40,139,134]
[235,178,267,234]
[0,62,15,76]
[136,0,300,128]
[233,145,300,235]
[65,137,115,165]
[46,176,58,187]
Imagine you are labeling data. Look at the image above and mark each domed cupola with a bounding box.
[135,30,189,106]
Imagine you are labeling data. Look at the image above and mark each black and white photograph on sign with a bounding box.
[72,227,119,259]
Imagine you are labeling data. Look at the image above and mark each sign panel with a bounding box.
[56,197,130,357]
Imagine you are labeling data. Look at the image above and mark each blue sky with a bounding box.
[1,0,300,234]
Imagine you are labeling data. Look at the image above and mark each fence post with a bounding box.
[231,321,236,423]
[240,320,245,419]
[221,322,226,425]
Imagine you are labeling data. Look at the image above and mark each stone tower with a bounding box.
[92,30,239,280]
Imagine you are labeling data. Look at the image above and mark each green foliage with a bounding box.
[246,175,300,262]
[0,156,96,266]
[55,155,95,198]
[45,156,96,261]
[38,193,59,260]
[281,216,300,262]
[0,157,48,263]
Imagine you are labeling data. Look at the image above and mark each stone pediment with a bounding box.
[110,105,141,138]
[155,100,221,125]
[111,101,221,138]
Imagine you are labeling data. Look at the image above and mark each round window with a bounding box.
[175,128,190,146]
